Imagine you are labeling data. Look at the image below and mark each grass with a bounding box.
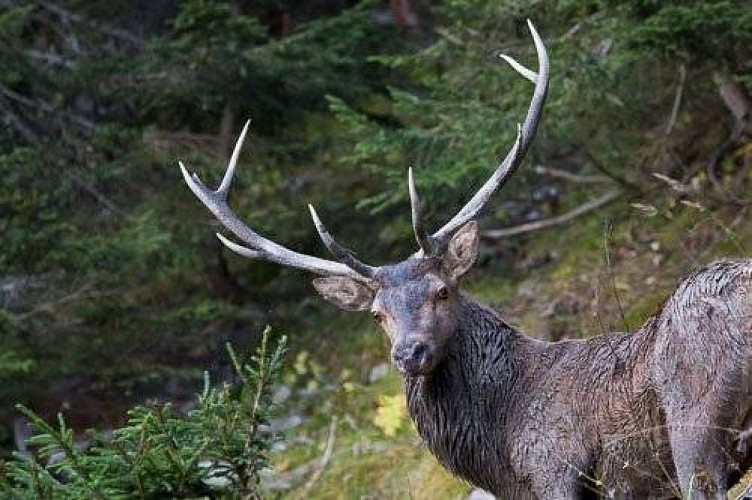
[268,356,469,499]
[299,434,468,499]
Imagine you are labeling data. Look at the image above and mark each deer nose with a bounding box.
[392,341,431,375]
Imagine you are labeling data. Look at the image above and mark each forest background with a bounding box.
[1,0,751,497]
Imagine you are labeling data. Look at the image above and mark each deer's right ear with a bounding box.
[312,277,374,311]
[443,220,479,281]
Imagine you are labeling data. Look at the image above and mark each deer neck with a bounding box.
[403,295,530,492]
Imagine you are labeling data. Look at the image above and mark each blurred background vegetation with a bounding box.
[0,0,750,497]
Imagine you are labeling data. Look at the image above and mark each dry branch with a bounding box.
[0,83,95,131]
[299,416,338,496]
[482,189,622,239]
[715,72,752,133]
[72,177,131,219]
[23,48,76,69]
[664,64,686,137]
[706,73,752,203]
[38,1,144,49]
[533,165,611,184]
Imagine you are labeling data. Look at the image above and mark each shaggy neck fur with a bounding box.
[403,295,662,497]
[404,296,534,494]
[402,260,751,498]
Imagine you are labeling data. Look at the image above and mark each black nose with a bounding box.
[392,341,430,375]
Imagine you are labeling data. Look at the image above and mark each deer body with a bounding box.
[181,21,751,498]
[406,259,750,498]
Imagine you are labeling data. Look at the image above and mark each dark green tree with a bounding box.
[0,329,286,499]
[0,0,405,429]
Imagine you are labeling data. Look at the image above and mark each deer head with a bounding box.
[180,20,549,377]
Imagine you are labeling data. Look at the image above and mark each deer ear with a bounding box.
[443,221,479,281]
[312,276,374,311]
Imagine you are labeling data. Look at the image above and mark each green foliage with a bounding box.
[0,328,286,499]
[0,352,35,377]
[372,393,408,438]
[615,1,752,61]
[0,0,401,415]
[329,0,750,224]
[136,0,387,133]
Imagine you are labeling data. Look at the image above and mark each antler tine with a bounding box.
[498,54,537,83]
[217,119,250,194]
[180,122,372,281]
[432,19,549,245]
[408,168,434,255]
[308,205,376,278]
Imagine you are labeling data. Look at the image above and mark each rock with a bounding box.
[0,274,46,308]
[468,488,495,500]
[260,467,293,491]
[368,362,389,384]
[13,416,31,455]
[260,462,315,491]
[198,459,235,488]
[272,384,292,404]
[270,413,304,432]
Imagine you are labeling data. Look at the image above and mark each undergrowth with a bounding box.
[0,328,286,499]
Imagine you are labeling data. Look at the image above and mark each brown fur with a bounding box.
[317,223,750,499]
[401,259,751,499]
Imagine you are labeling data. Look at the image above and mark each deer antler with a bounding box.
[411,19,549,255]
[179,120,375,281]
[408,167,435,253]
[182,20,548,274]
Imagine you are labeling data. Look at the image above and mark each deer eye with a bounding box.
[436,286,449,300]
[372,311,385,322]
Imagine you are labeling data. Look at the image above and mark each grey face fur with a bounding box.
[312,221,479,376]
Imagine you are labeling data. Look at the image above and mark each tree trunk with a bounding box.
[209,102,242,299]
[390,0,420,36]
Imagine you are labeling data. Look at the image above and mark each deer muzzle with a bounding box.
[392,340,432,376]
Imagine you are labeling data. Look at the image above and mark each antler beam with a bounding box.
[183,20,548,273]
[179,120,374,281]
[416,19,550,252]
[408,167,435,255]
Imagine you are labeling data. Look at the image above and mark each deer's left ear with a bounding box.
[442,221,479,281]
[312,276,374,311]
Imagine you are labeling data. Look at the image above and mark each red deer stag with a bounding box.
[180,21,751,500]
